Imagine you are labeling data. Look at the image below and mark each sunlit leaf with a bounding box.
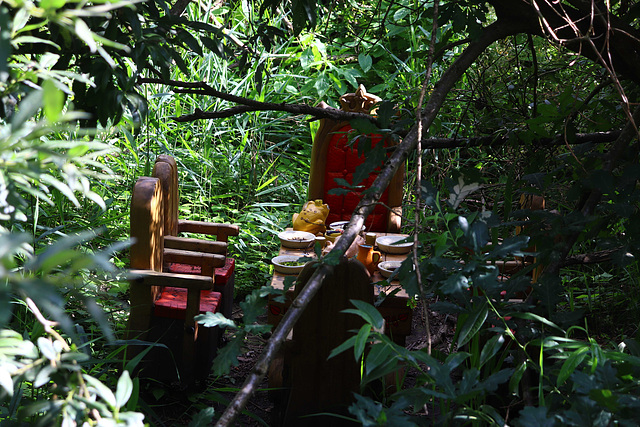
[75,19,97,52]
[0,367,13,396]
[448,176,482,209]
[195,312,237,329]
[358,53,372,73]
[115,370,133,408]
[83,374,117,409]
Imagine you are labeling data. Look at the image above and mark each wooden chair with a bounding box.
[152,155,239,320]
[128,176,226,384]
[309,85,405,232]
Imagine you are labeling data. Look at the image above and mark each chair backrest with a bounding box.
[308,86,404,233]
[153,156,179,236]
[130,176,164,272]
[129,176,165,312]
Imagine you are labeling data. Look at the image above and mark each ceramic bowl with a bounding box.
[378,261,403,279]
[324,229,343,243]
[377,235,412,254]
[278,230,315,248]
[272,255,310,274]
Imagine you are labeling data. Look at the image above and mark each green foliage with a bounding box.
[2,0,640,423]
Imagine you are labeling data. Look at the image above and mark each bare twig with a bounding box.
[414,0,439,359]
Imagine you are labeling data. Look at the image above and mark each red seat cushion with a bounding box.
[167,258,235,283]
[154,287,221,320]
[323,125,391,232]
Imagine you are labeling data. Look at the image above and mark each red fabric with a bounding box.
[154,287,221,320]
[323,125,391,232]
[167,258,235,283]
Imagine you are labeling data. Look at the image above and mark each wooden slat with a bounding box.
[178,220,240,242]
[129,269,214,290]
[164,235,228,254]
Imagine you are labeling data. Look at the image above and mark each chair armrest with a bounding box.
[178,220,240,242]
[129,269,215,290]
[164,248,226,277]
[129,269,213,328]
[164,235,228,255]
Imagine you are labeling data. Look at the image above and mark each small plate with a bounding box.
[278,230,315,248]
[272,255,311,274]
[377,235,412,254]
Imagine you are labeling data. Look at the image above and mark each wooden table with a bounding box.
[268,232,413,344]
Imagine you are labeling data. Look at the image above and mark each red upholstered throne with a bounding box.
[308,86,404,232]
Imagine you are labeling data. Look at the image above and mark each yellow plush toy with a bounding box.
[292,200,329,236]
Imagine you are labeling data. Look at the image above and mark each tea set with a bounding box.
[278,199,410,276]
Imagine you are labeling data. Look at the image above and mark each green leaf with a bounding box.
[349,118,380,135]
[83,374,117,409]
[358,53,372,73]
[0,367,13,396]
[557,346,588,386]
[448,176,482,209]
[509,361,526,395]
[176,29,202,56]
[188,407,215,427]
[514,406,555,427]
[440,273,468,295]
[364,341,394,376]
[37,337,58,361]
[200,35,225,58]
[353,142,386,186]
[11,90,42,130]
[479,334,505,368]
[589,388,619,411]
[343,299,384,329]
[328,335,357,360]
[509,312,563,332]
[195,312,237,329]
[33,365,53,388]
[354,324,372,360]
[488,236,530,258]
[40,0,66,10]
[115,370,133,408]
[75,19,97,52]
[12,36,60,49]
[42,80,64,123]
[212,332,244,376]
[457,302,488,348]
[313,72,330,97]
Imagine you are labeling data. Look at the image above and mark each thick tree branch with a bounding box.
[138,77,382,125]
[214,18,523,427]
